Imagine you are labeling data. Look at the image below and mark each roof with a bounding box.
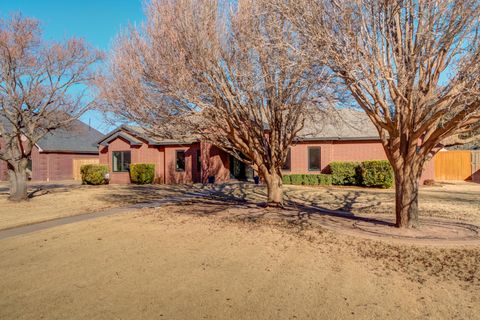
[0,116,103,154]
[98,108,379,147]
[36,120,103,153]
[297,108,379,140]
[97,124,199,147]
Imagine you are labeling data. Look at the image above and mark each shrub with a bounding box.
[282,174,332,186]
[282,175,291,185]
[360,160,394,188]
[81,164,108,185]
[329,161,362,185]
[305,174,319,185]
[289,174,304,185]
[317,174,333,185]
[130,163,155,184]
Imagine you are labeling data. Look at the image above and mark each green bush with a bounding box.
[317,174,333,185]
[329,161,362,185]
[130,163,155,184]
[305,174,319,185]
[81,164,108,185]
[282,174,332,186]
[289,174,304,185]
[360,160,394,188]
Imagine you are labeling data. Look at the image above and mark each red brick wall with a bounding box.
[97,135,436,185]
[0,158,7,181]
[99,137,153,184]
[284,139,434,183]
[1,138,98,181]
[164,144,201,184]
[31,147,98,181]
[285,140,385,174]
[287,141,334,174]
[99,136,203,184]
[200,141,230,183]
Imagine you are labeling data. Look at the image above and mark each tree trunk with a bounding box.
[7,159,29,202]
[264,171,283,206]
[393,164,422,228]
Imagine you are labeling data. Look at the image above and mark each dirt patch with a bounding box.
[0,208,478,319]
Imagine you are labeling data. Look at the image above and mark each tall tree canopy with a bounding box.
[281,0,480,227]
[0,15,103,201]
[97,0,331,205]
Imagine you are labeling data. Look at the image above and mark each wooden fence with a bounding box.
[434,150,472,181]
[73,158,100,181]
[472,151,480,183]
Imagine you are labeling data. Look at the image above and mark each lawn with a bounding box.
[1,180,479,231]
[212,181,480,225]
[0,182,191,230]
[0,181,479,319]
[0,207,478,319]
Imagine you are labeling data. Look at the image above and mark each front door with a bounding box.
[229,155,255,181]
[230,155,246,180]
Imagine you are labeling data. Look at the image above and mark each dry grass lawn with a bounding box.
[0,181,479,319]
[0,208,479,320]
[1,180,479,232]
[214,181,480,225]
[0,182,190,230]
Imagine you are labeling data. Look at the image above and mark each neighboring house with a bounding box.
[98,109,435,184]
[0,119,103,181]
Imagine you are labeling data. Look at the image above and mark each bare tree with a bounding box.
[96,0,330,205]
[281,0,480,227]
[0,15,103,201]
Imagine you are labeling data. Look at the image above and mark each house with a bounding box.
[97,109,435,184]
[0,119,103,181]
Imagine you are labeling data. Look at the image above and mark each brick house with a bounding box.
[98,109,435,184]
[0,119,103,181]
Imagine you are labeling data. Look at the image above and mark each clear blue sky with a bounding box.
[1,0,145,133]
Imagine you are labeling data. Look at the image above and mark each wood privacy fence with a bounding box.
[434,150,480,182]
[73,158,100,181]
[472,151,480,182]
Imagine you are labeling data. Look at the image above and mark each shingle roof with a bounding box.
[0,116,103,153]
[98,108,380,147]
[36,120,103,153]
[97,124,199,146]
[297,108,379,140]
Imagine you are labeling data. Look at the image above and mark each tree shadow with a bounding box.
[193,183,394,227]
[0,181,83,198]
[94,184,195,205]
[93,181,395,228]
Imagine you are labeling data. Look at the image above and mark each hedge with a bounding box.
[329,161,362,186]
[80,164,108,185]
[130,163,155,184]
[360,160,394,188]
[282,174,332,186]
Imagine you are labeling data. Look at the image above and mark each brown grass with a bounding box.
[0,182,191,230]
[0,208,478,320]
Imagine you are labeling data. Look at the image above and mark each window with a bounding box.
[308,147,321,171]
[176,150,186,172]
[196,150,201,173]
[282,148,291,171]
[112,151,131,172]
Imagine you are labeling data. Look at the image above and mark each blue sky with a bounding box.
[1,0,145,133]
